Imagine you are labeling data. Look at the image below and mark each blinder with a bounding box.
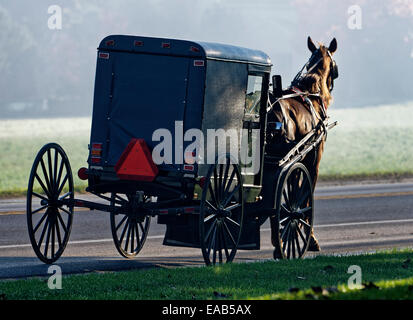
[330,59,339,80]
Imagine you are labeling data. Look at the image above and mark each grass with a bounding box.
[0,102,412,197]
[0,249,412,300]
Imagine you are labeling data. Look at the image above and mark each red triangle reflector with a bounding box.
[115,139,158,182]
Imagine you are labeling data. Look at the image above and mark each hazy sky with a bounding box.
[1,0,413,117]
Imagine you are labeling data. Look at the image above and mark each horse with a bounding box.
[268,36,338,253]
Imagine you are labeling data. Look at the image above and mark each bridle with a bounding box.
[291,48,338,92]
[267,46,338,141]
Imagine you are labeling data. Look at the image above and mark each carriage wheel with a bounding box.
[27,143,74,264]
[272,163,314,260]
[199,156,244,266]
[110,193,151,258]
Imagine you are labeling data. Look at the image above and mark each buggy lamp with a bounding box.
[184,151,196,164]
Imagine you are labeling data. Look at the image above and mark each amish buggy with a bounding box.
[26,35,338,265]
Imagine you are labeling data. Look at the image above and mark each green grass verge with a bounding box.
[1,102,413,198]
[0,249,412,300]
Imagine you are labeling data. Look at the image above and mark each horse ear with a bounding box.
[307,36,317,53]
[328,38,337,54]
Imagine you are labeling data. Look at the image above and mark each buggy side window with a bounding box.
[245,75,263,117]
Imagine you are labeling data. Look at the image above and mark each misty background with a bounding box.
[1,0,413,119]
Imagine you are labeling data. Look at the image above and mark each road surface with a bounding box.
[0,182,412,279]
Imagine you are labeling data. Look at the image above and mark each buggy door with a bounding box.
[241,71,268,186]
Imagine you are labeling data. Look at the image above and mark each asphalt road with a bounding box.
[0,182,412,279]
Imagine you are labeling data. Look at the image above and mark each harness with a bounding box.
[267,48,338,141]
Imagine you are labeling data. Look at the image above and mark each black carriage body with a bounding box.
[87,35,272,200]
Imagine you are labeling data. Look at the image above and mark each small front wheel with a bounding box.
[110,193,151,258]
[27,143,74,264]
[272,163,314,260]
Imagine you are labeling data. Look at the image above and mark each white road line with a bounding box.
[1,218,413,250]
[0,235,164,250]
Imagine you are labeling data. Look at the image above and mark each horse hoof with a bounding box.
[307,235,321,252]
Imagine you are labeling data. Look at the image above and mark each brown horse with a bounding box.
[268,36,338,252]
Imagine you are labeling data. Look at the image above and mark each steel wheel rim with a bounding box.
[110,193,151,258]
[26,143,74,264]
[199,157,244,266]
[276,163,313,259]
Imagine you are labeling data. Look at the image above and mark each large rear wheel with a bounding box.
[27,143,74,264]
[199,156,244,266]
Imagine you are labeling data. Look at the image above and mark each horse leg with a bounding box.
[306,141,325,251]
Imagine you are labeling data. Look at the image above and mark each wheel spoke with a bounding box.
[285,227,291,258]
[37,214,50,248]
[222,221,237,247]
[205,200,217,211]
[220,225,230,259]
[280,203,291,216]
[296,177,310,207]
[33,210,49,233]
[297,189,310,208]
[299,219,312,229]
[130,221,135,253]
[43,216,53,257]
[139,222,145,234]
[297,225,307,245]
[32,192,49,202]
[212,228,218,265]
[225,217,240,228]
[59,206,72,216]
[47,149,54,192]
[213,167,219,204]
[55,159,65,195]
[222,184,240,208]
[35,174,51,199]
[135,223,141,249]
[55,218,62,248]
[56,174,69,196]
[51,216,56,258]
[56,211,68,234]
[221,159,230,200]
[204,220,216,242]
[116,215,128,231]
[223,169,236,199]
[218,164,223,203]
[282,188,291,211]
[119,218,129,244]
[53,149,59,192]
[294,230,301,255]
[208,183,218,207]
[207,226,217,258]
[204,213,216,224]
[124,222,131,252]
[225,203,240,212]
[298,206,312,215]
[280,221,291,251]
[39,158,52,194]
[59,192,72,200]
[31,205,48,215]
[279,216,289,225]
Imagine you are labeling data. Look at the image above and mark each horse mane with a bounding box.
[295,45,333,108]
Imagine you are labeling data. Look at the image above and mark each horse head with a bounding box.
[302,37,338,106]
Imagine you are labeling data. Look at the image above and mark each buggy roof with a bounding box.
[99,35,272,66]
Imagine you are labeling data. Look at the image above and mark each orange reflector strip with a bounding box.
[91,149,102,156]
